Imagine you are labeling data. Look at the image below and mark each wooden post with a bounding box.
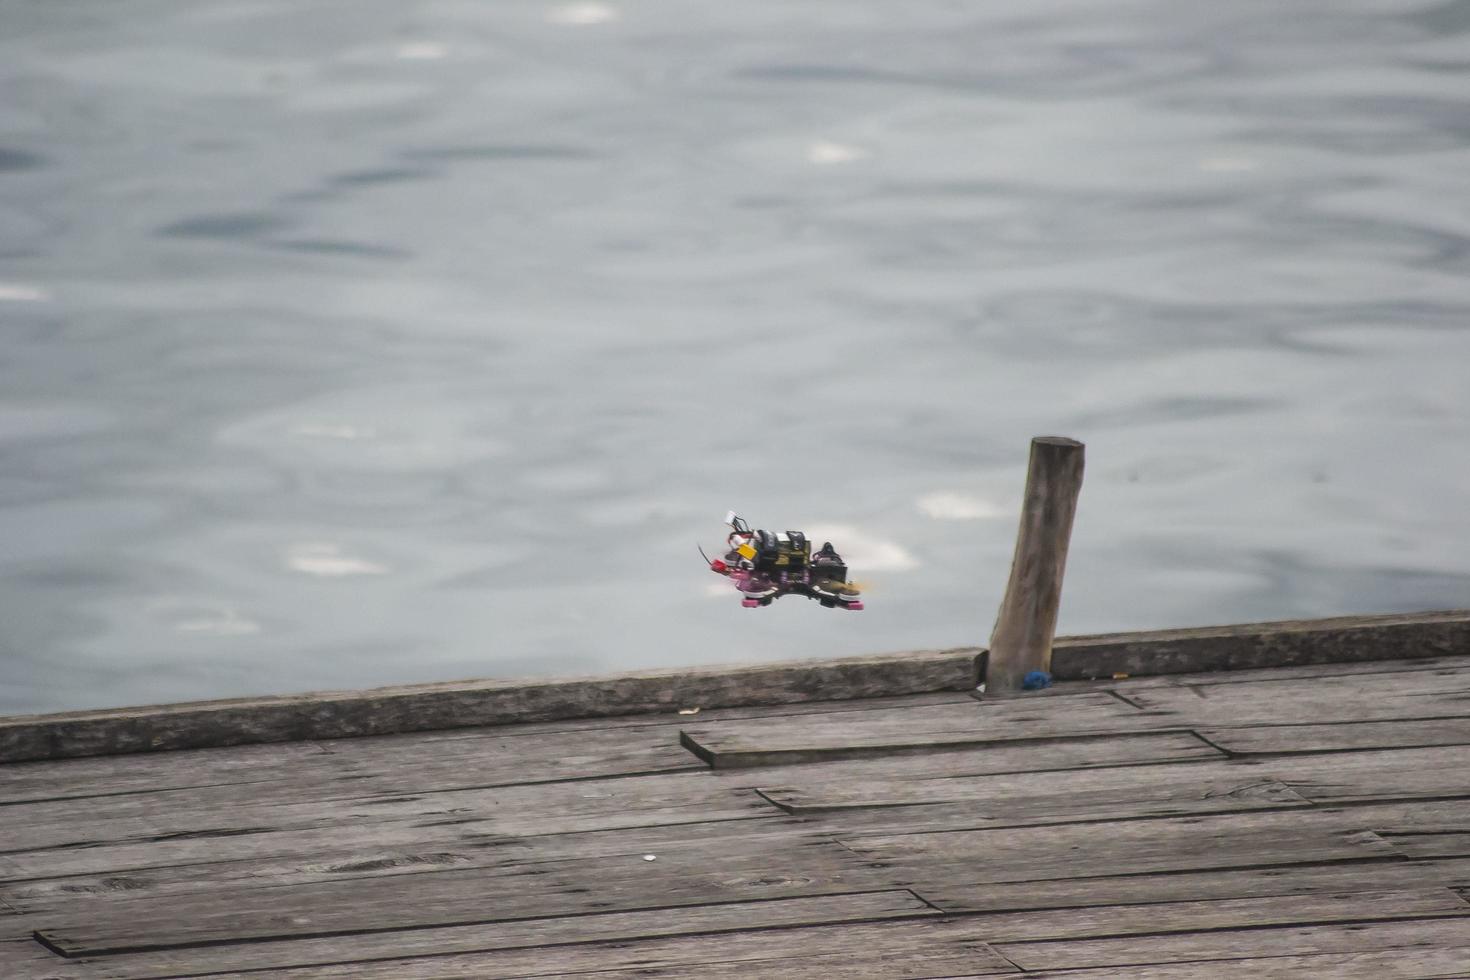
[986,436,1085,693]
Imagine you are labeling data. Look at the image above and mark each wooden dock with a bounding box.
[3,612,1470,978]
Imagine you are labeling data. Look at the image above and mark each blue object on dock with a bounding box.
[1022,670,1053,690]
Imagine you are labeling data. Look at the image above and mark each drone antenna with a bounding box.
[698,544,713,566]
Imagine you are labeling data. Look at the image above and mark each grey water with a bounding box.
[2,0,1469,715]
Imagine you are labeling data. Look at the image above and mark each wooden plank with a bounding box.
[24,891,938,980]
[133,918,1019,980]
[708,730,1221,784]
[0,775,796,879]
[834,797,1470,846]
[0,939,69,980]
[332,691,974,756]
[6,852,898,933]
[1,812,831,911]
[1380,832,1470,860]
[1065,652,1470,693]
[932,888,1466,943]
[918,859,1470,917]
[2,845,482,909]
[1,919,38,944]
[387,690,979,742]
[0,739,337,806]
[762,744,1470,820]
[1051,609,1470,680]
[996,916,1470,971]
[1118,665,1470,728]
[0,786,771,875]
[1,813,516,881]
[1267,744,1470,804]
[828,797,1470,849]
[1,898,29,940]
[681,693,1159,768]
[0,731,717,852]
[0,648,980,762]
[744,733,1224,800]
[1015,655,1470,707]
[314,724,703,796]
[758,753,1303,815]
[1202,717,1470,755]
[837,806,1411,879]
[31,837,881,954]
[971,945,1470,980]
[765,774,1307,824]
[0,719,714,820]
[506,947,1014,980]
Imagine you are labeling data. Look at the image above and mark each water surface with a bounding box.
[2,0,1469,713]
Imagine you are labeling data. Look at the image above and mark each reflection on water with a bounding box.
[1,0,1468,713]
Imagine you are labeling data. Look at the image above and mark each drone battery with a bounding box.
[752,531,811,571]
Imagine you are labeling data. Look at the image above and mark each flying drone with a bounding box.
[703,511,864,610]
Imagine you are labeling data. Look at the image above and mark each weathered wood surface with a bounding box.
[4,611,1466,765]
[1200,716,1470,754]
[986,435,1084,692]
[681,692,1165,767]
[764,773,1310,823]
[6,643,1470,977]
[1051,608,1470,680]
[1381,832,1470,860]
[170,919,1022,980]
[837,812,1403,877]
[1,814,843,910]
[6,794,1465,915]
[20,891,938,979]
[759,752,1291,812]
[0,691,975,812]
[708,728,1222,780]
[30,836,881,953]
[759,743,1470,815]
[24,888,1468,980]
[1121,663,1470,721]
[1048,651,1470,692]
[996,916,1470,971]
[917,859,1470,916]
[685,664,1470,767]
[0,739,339,806]
[0,767,771,857]
[997,946,1470,980]
[0,649,981,763]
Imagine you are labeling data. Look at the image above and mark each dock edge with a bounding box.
[3,609,1466,762]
